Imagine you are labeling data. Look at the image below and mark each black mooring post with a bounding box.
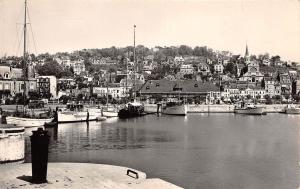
[30,127,50,184]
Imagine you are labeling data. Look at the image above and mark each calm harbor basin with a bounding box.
[24,113,299,189]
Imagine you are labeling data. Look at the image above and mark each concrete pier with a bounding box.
[0,124,25,163]
[0,163,182,189]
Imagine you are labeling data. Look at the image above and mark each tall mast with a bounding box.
[133,25,136,100]
[23,0,27,107]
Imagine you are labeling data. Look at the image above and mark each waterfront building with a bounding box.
[223,85,240,98]
[274,83,282,96]
[279,73,292,96]
[295,79,300,94]
[37,76,57,99]
[264,77,276,97]
[139,79,219,103]
[239,86,266,99]
[93,86,127,99]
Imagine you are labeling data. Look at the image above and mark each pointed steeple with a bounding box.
[244,44,250,64]
[245,44,249,58]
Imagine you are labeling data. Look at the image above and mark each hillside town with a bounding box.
[0,45,300,105]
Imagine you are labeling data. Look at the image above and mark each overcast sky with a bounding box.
[0,0,299,61]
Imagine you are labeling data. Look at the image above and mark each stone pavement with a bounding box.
[0,163,183,189]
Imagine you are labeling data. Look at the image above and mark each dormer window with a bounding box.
[194,84,198,87]
[146,86,150,90]
[156,83,160,87]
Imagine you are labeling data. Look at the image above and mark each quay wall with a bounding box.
[187,104,235,113]
[144,104,287,113]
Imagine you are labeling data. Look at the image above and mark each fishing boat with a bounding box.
[118,25,145,119]
[57,103,101,123]
[234,103,264,115]
[118,101,145,119]
[6,0,53,127]
[284,104,300,114]
[161,101,187,116]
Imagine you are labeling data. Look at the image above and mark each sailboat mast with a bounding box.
[133,25,136,100]
[23,0,27,107]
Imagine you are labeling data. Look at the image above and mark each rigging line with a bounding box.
[26,4,38,55]
[16,26,24,57]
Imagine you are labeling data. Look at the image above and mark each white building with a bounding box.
[214,63,224,74]
[265,79,275,97]
[174,56,184,65]
[262,59,270,66]
[180,64,194,75]
[37,76,57,99]
[93,86,126,99]
[71,59,85,75]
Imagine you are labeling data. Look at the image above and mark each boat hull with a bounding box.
[285,108,300,114]
[162,105,187,116]
[6,116,53,127]
[57,111,98,123]
[234,107,264,115]
[102,111,118,118]
[118,109,145,119]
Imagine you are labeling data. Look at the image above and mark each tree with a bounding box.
[178,45,193,56]
[224,63,236,75]
[264,94,272,104]
[36,60,68,78]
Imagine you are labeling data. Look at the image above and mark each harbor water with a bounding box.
[23,113,299,189]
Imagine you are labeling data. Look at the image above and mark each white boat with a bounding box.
[234,103,264,115]
[284,104,300,114]
[161,101,187,116]
[6,116,53,128]
[4,1,54,128]
[101,106,119,118]
[57,103,100,123]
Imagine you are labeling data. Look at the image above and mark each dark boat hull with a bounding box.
[118,109,144,119]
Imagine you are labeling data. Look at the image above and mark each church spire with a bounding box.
[244,44,250,64]
[245,44,249,58]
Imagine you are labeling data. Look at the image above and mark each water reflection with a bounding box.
[23,114,299,189]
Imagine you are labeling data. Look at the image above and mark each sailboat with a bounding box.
[6,0,53,127]
[101,84,118,118]
[118,25,145,119]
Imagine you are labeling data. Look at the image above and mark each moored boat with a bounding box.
[161,101,187,116]
[118,101,145,119]
[234,103,264,115]
[6,116,53,127]
[57,103,100,123]
[284,104,300,114]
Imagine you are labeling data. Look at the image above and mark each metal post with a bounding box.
[30,128,50,184]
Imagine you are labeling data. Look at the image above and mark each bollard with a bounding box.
[30,127,50,184]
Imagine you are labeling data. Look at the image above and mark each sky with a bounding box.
[0,0,300,62]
